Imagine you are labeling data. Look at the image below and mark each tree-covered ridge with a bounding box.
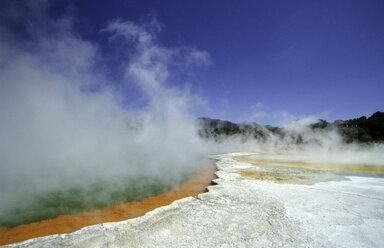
[318,111,384,143]
[198,111,384,144]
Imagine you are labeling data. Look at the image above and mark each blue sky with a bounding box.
[3,0,384,124]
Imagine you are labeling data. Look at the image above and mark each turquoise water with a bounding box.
[0,172,195,228]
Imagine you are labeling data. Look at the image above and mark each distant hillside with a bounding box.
[198,111,384,144]
[316,111,384,143]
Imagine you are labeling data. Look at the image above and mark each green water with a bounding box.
[0,172,194,228]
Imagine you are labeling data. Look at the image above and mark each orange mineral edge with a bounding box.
[0,164,216,246]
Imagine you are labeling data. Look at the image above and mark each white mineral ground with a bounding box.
[3,152,384,248]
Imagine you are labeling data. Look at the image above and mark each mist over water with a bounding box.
[0,3,214,226]
[0,1,383,227]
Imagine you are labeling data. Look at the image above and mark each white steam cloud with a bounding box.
[0,4,214,217]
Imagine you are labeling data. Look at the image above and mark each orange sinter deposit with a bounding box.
[0,164,216,246]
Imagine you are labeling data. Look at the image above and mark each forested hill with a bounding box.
[198,111,384,144]
[330,111,384,143]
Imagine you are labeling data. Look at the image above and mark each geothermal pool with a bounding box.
[0,165,216,245]
[3,152,384,247]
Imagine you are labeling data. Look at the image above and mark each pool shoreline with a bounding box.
[0,164,216,246]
